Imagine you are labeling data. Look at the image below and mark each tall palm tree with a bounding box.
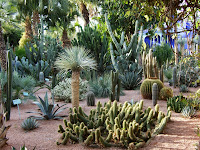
[45,0,78,48]
[55,46,96,109]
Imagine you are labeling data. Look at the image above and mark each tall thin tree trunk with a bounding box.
[71,71,80,109]
[62,28,71,48]
[174,24,178,65]
[80,1,89,26]
[32,10,40,37]
[0,22,7,71]
[25,16,33,40]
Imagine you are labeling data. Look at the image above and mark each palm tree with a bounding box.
[45,0,78,48]
[55,46,96,109]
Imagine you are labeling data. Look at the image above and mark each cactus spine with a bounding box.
[152,83,158,106]
[86,91,95,106]
[6,50,12,120]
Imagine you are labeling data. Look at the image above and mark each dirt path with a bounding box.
[2,84,200,150]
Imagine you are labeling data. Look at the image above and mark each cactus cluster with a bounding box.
[57,100,171,149]
[142,50,159,79]
[140,79,164,99]
[167,95,186,113]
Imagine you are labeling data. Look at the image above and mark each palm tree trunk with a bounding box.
[80,1,89,26]
[32,10,40,37]
[25,16,33,40]
[71,71,80,109]
[0,22,7,71]
[62,28,71,48]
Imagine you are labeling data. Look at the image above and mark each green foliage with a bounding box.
[140,79,164,99]
[21,118,39,131]
[2,22,22,47]
[27,92,67,120]
[181,106,196,118]
[164,68,172,81]
[14,47,26,59]
[153,43,173,68]
[179,85,188,93]
[55,46,96,72]
[167,95,187,113]
[52,78,89,103]
[159,87,173,100]
[72,26,110,74]
[89,74,111,98]
[57,100,171,148]
[121,69,142,90]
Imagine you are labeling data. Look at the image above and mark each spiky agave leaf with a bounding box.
[21,118,39,131]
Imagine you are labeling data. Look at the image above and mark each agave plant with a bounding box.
[21,118,39,131]
[182,106,196,118]
[27,92,67,120]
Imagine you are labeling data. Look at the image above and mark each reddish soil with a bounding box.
[2,83,200,150]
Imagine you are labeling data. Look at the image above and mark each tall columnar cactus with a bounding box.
[105,13,143,73]
[110,70,120,102]
[159,65,164,82]
[173,67,177,88]
[57,100,171,148]
[152,83,158,106]
[142,50,159,79]
[6,50,12,120]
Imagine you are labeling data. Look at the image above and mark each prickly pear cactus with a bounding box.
[57,100,171,149]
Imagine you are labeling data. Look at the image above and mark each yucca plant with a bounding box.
[55,46,96,109]
[27,93,67,120]
[21,118,39,131]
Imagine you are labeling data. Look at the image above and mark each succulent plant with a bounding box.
[152,83,158,106]
[21,118,39,131]
[181,106,196,118]
[167,95,186,113]
[140,79,164,99]
[159,87,173,100]
[27,92,67,120]
[86,91,95,106]
[57,100,171,148]
[179,84,189,93]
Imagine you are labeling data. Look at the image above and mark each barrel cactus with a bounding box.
[140,79,164,99]
[159,87,173,100]
[86,91,95,106]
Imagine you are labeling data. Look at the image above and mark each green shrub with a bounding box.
[167,95,187,113]
[164,69,172,81]
[52,78,89,102]
[179,84,189,93]
[159,87,173,100]
[140,79,164,99]
[153,43,173,68]
[14,47,26,59]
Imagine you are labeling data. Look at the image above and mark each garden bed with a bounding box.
[2,84,200,150]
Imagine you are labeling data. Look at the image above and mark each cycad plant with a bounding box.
[55,46,96,109]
